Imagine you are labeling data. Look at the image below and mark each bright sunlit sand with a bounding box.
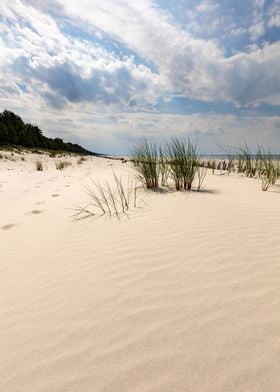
[1,150,280,392]
[1,0,280,390]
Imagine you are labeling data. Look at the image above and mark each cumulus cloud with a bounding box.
[0,0,280,153]
[1,0,280,108]
[0,0,162,110]
[49,1,280,105]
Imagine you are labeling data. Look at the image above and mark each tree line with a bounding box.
[0,110,95,155]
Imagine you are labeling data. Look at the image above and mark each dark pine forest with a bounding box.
[0,110,94,155]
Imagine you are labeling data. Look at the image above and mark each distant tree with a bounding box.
[0,109,95,155]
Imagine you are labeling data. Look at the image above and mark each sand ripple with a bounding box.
[1,161,280,391]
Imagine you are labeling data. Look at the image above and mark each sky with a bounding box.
[0,0,280,154]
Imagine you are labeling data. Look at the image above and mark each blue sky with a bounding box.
[0,0,279,154]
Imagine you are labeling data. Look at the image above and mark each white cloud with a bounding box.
[248,21,265,40]
[42,0,279,106]
[1,0,280,109]
[230,27,248,36]
[0,0,163,109]
[0,0,280,154]
[249,0,266,40]
[196,0,220,13]
[268,0,280,27]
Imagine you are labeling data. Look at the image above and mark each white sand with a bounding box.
[1,151,280,392]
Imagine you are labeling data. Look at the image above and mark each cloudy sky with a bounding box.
[0,0,280,154]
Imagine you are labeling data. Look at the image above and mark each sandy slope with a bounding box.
[1,151,280,392]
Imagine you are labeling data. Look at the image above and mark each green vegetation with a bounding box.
[132,139,160,189]
[228,145,280,191]
[0,110,95,155]
[167,137,198,190]
[132,137,203,191]
[55,160,72,170]
[259,150,279,191]
[73,172,139,219]
[207,144,280,191]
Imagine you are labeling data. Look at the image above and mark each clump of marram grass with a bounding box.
[72,171,140,220]
[233,143,280,191]
[166,137,199,190]
[132,139,161,189]
[237,144,262,178]
[56,160,71,170]
[132,137,205,192]
[77,156,87,165]
[36,160,43,171]
[158,145,170,186]
[259,149,278,191]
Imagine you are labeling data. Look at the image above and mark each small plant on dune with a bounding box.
[227,154,236,174]
[72,171,140,220]
[238,144,261,178]
[56,160,71,170]
[36,160,43,171]
[132,137,206,192]
[275,158,280,179]
[166,137,184,190]
[77,156,87,165]
[158,145,170,186]
[196,165,207,191]
[259,149,278,191]
[167,137,199,191]
[237,151,244,174]
[132,139,161,189]
[234,143,279,191]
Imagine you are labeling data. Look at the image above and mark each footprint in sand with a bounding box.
[2,223,17,230]
[27,209,44,215]
[51,194,60,197]
[35,201,45,205]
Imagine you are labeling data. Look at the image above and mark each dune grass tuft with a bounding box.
[166,137,199,191]
[73,171,140,220]
[235,144,280,191]
[196,165,207,191]
[56,160,71,170]
[36,160,43,171]
[132,137,203,191]
[77,156,87,165]
[132,139,161,189]
[259,149,278,191]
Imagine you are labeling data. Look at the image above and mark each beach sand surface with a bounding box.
[1,151,280,392]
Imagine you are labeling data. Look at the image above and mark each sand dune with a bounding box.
[1,151,280,392]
